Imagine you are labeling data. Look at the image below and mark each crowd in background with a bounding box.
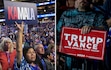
[0,22,55,48]
[0,22,55,70]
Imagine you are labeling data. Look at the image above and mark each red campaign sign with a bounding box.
[59,27,107,60]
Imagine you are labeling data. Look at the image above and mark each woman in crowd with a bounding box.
[14,22,41,70]
[0,37,16,70]
[48,43,55,61]
[44,50,55,70]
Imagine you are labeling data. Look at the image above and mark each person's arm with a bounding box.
[81,13,108,34]
[0,63,2,70]
[57,11,67,33]
[81,25,106,34]
[96,13,108,30]
[56,12,66,44]
[15,22,24,65]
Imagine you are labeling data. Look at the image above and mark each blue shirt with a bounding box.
[41,58,47,70]
[57,9,106,33]
[14,56,40,70]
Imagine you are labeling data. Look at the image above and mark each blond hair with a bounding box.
[0,37,14,53]
[48,43,55,52]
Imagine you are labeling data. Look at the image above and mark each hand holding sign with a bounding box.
[60,27,107,60]
[81,26,92,34]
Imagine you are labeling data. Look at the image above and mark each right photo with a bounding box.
[56,0,111,70]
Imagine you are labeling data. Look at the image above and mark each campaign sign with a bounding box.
[59,27,107,60]
[4,1,37,24]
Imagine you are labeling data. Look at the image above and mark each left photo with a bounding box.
[0,0,55,70]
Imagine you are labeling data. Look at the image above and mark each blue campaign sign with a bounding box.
[4,1,37,24]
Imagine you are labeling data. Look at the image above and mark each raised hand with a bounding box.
[15,21,24,65]
[15,21,24,31]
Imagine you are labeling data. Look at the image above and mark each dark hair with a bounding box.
[43,50,51,58]
[23,47,36,63]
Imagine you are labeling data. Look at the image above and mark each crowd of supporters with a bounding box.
[0,22,55,70]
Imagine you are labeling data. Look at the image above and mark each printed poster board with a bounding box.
[59,27,107,60]
[4,1,37,24]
